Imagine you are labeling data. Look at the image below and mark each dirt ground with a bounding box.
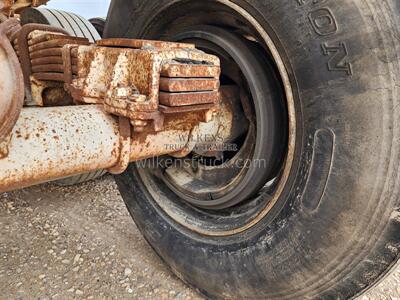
[0,175,399,300]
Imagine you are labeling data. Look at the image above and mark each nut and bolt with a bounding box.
[131,120,148,133]
[113,86,139,99]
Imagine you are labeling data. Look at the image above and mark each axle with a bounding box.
[0,105,198,192]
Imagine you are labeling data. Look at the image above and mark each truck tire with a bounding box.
[105,0,400,299]
[89,17,106,38]
[20,8,101,42]
[54,170,107,187]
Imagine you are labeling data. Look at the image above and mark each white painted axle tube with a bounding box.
[0,105,194,193]
[0,105,121,192]
[0,104,231,193]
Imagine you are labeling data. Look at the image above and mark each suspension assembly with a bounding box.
[0,18,230,192]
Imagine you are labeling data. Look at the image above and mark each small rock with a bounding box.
[124,268,132,277]
[73,254,81,264]
[75,289,83,296]
[61,259,70,265]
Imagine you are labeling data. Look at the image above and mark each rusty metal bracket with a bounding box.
[16,25,90,106]
[15,32,220,130]
[62,44,76,90]
[69,38,220,133]
[107,116,132,175]
[0,18,24,154]
[17,24,69,101]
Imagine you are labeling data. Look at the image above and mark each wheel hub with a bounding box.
[150,25,288,209]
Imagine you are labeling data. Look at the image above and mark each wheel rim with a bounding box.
[156,25,287,209]
[134,0,298,236]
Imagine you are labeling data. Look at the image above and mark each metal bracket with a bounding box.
[108,116,132,175]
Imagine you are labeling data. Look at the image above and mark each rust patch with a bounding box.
[30,48,64,59]
[159,103,217,114]
[31,56,77,66]
[97,38,195,50]
[31,64,78,74]
[0,133,11,158]
[159,78,219,92]
[0,18,24,148]
[28,36,89,51]
[159,91,220,107]
[108,116,132,175]
[33,72,67,82]
[161,63,221,78]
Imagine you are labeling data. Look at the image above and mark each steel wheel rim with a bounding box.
[135,0,298,236]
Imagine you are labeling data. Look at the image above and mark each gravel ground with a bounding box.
[0,175,399,300]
